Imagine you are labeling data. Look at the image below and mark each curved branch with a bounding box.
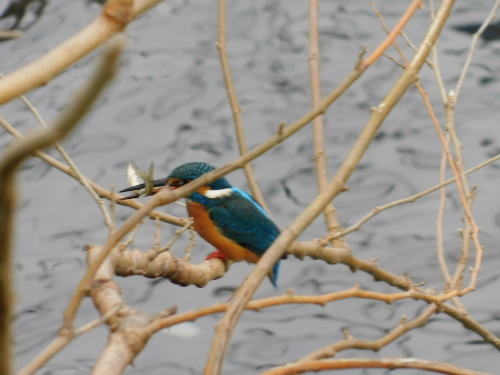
[111,246,229,287]
[0,0,162,105]
[263,358,488,375]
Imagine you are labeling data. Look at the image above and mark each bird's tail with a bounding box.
[268,260,281,289]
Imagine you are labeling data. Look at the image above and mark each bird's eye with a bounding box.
[168,178,193,188]
[168,178,183,187]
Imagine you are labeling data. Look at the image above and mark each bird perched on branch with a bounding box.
[119,162,281,288]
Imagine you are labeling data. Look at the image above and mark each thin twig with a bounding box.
[149,286,450,334]
[363,0,423,67]
[0,29,22,39]
[444,92,475,293]
[454,0,500,101]
[324,153,500,242]
[298,304,437,362]
[426,0,457,303]
[11,82,114,228]
[370,3,432,70]
[422,89,483,292]
[122,219,144,249]
[152,216,162,250]
[289,242,500,350]
[308,0,341,237]
[183,223,197,262]
[263,358,489,375]
[216,0,268,210]
[436,136,452,283]
[148,218,193,259]
[75,304,122,335]
[371,2,483,293]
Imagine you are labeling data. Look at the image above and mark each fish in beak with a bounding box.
[119,162,168,200]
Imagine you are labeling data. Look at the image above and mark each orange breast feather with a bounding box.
[187,201,260,264]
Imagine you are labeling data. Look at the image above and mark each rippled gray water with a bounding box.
[2,1,500,374]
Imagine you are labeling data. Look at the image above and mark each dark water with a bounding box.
[2,1,500,374]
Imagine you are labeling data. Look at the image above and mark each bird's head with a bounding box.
[165,162,231,190]
[119,162,232,199]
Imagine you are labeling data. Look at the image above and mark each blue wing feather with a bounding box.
[207,189,281,288]
[208,203,279,255]
[207,190,280,255]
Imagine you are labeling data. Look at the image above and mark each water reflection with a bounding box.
[0,0,47,30]
[3,0,500,374]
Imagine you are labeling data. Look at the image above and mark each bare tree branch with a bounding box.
[0,0,163,105]
[205,1,453,373]
[5,37,124,375]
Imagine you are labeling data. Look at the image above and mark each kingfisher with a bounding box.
[119,162,281,288]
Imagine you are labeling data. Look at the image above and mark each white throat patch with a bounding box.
[203,188,233,199]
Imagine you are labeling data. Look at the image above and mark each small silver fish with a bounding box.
[125,162,155,198]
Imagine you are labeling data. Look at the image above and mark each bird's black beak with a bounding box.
[119,177,169,200]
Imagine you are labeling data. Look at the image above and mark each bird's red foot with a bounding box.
[206,249,228,261]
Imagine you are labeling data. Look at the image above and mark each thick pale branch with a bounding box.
[0,0,162,105]
[111,246,229,287]
[88,245,177,374]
